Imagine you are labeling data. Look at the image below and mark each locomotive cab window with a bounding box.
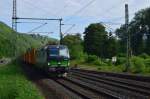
[49,48,59,56]
[59,48,69,58]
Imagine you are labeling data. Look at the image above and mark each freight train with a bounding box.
[23,45,70,77]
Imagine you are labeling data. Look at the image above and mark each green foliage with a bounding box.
[116,57,126,65]
[83,23,107,58]
[139,53,150,59]
[93,59,107,66]
[83,23,117,58]
[116,7,150,55]
[0,22,55,57]
[105,36,118,58]
[130,56,146,73]
[117,53,126,57]
[0,63,44,99]
[71,55,150,74]
[62,34,84,60]
[98,65,124,73]
[144,58,150,67]
[85,55,98,63]
[84,55,108,66]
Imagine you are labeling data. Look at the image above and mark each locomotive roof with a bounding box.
[47,45,68,49]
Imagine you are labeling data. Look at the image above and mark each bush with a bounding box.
[0,64,44,99]
[93,59,107,66]
[103,59,113,66]
[139,53,149,59]
[98,65,124,72]
[117,53,126,57]
[85,55,98,63]
[116,57,126,65]
[144,58,150,67]
[83,55,108,66]
[130,57,146,73]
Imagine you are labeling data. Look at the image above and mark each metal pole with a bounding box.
[12,0,17,31]
[59,18,63,44]
[125,4,131,72]
[12,0,17,56]
[16,17,62,21]
[15,17,63,45]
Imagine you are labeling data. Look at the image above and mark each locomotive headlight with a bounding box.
[58,62,61,65]
[48,63,50,66]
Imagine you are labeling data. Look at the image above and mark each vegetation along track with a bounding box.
[70,69,150,99]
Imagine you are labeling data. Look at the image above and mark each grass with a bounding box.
[0,62,44,99]
[71,59,150,75]
[71,61,124,73]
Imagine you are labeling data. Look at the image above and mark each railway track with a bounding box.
[70,69,150,99]
[22,64,113,99]
[22,64,150,99]
[36,69,150,99]
[55,77,117,99]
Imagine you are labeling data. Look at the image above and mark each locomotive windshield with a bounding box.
[49,46,69,58]
[59,47,70,58]
[49,48,59,56]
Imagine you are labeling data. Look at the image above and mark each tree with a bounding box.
[61,34,83,59]
[106,36,118,58]
[83,23,108,58]
[116,25,127,54]
[143,8,150,55]
[116,7,150,55]
[84,23,118,58]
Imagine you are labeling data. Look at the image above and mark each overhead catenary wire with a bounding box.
[60,0,96,34]
[64,0,124,23]
[8,0,149,39]
[102,23,114,31]
[28,32,54,36]
[53,0,70,17]
[64,0,97,22]
[16,22,47,24]
[97,0,137,27]
[104,12,135,23]
[95,0,125,19]
[100,21,123,25]
[21,0,56,17]
[29,32,53,34]
[97,0,140,21]
[11,0,63,39]
[94,0,127,26]
[63,0,127,34]
[64,24,76,35]
[28,23,47,33]
[67,0,135,30]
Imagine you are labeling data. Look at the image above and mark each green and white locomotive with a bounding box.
[24,45,70,77]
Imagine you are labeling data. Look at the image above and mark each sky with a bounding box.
[0,0,149,39]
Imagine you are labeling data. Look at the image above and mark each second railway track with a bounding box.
[70,69,150,99]
[22,64,150,99]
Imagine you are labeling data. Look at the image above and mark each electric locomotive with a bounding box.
[23,45,70,76]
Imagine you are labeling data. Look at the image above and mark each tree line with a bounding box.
[116,7,150,56]
[62,7,150,59]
